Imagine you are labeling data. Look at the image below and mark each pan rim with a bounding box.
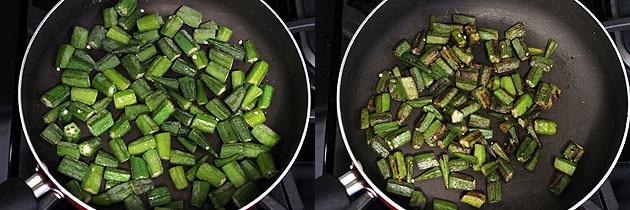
[17,0,312,209]
[335,0,630,209]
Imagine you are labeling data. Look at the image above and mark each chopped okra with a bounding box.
[364,12,574,208]
[41,0,287,209]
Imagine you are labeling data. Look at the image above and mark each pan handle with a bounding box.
[0,172,54,210]
[315,168,377,210]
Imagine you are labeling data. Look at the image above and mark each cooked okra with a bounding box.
[366,12,575,208]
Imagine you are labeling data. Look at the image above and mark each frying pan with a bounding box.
[334,0,629,209]
[2,0,310,209]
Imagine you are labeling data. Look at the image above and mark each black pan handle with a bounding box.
[315,173,351,210]
[0,176,40,210]
[0,172,58,210]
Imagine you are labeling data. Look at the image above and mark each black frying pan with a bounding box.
[336,0,629,209]
[6,0,310,209]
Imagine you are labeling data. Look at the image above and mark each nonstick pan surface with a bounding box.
[337,0,629,209]
[19,0,310,209]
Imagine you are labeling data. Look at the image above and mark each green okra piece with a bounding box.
[175,5,202,28]
[482,163,501,179]
[525,148,540,171]
[196,162,227,187]
[147,186,171,207]
[103,68,131,90]
[185,155,208,182]
[207,38,245,61]
[157,37,182,61]
[199,73,227,96]
[71,26,89,49]
[92,73,117,97]
[126,135,156,156]
[208,182,235,209]
[544,39,559,58]
[96,53,120,72]
[485,40,500,63]
[41,84,71,108]
[41,123,63,145]
[563,141,585,163]
[86,110,114,137]
[461,191,486,208]
[534,118,557,135]
[81,163,105,195]
[410,190,427,209]
[473,144,486,171]
[414,166,442,182]
[109,138,130,163]
[173,29,200,56]
[114,0,137,17]
[168,149,195,166]
[554,156,577,176]
[549,171,572,196]
[433,198,457,210]
[439,154,450,189]
[448,172,476,191]
[142,149,163,178]
[448,158,471,172]
[191,112,218,134]
[105,25,131,45]
[376,158,391,180]
[160,15,184,38]
[530,55,554,72]
[136,13,163,32]
[193,28,216,44]
[62,69,90,88]
[230,116,254,142]
[478,27,498,40]
[388,150,407,182]
[385,179,414,197]
[468,113,491,129]
[241,85,263,111]
[393,39,411,60]
[243,39,259,63]
[57,141,80,159]
[57,156,88,181]
[497,158,514,182]
[189,181,210,207]
[222,161,248,188]
[124,104,149,121]
[135,44,159,62]
[151,99,176,125]
[215,26,233,42]
[94,150,118,168]
[121,53,144,79]
[133,29,160,45]
[459,130,483,148]
[209,48,235,69]
[100,37,125,52]
[411,130,425,150]
[68,101,95,122]
[145,55,173,80]
[102,7,118,28]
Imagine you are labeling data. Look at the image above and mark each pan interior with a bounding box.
[338,0,628,209]
[19,0,309,209]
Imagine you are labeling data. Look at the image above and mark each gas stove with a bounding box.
[0,0,315,209]
[315,0,630,209]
